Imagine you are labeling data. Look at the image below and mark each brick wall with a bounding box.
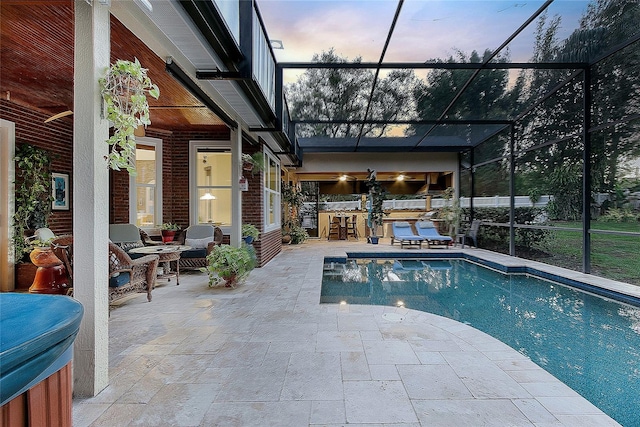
[1,100,73,235]
[2,99,283,266]
[109,168,130,223]
[257,229,282,266]
[241,146,282,267]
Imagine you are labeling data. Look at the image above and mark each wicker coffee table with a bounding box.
[129,245,191,286]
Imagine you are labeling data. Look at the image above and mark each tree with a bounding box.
[515,4,640,219]
[286,49,419,138]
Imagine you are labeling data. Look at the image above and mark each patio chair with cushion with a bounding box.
[175,224,223,270]
[390,221,425,249]
[461,220,481,248]
[109,223,147,259]
[108,242,159,303]
[415,221,452,248]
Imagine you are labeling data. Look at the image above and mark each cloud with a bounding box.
[258,0,588,82]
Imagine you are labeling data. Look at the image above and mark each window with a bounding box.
[190,142,232,226]
[130,138,162,228]
[264,149,280,231]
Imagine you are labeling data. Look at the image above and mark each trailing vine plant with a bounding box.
[99,58,159,174]
[13,144,52,258]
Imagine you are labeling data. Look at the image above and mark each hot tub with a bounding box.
[0,293,83,424]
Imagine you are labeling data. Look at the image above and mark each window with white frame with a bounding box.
[129,138,162,229]
[264,149,280,231]
[190,142,232,227]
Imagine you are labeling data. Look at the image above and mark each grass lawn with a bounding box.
[543,221,640,286]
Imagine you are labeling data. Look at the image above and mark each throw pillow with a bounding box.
[185,237,213,249]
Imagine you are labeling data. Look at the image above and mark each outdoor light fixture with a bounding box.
[397,174,405,181]
[339,175,348,182]
[270,40,284,49]
[396,300,405,307]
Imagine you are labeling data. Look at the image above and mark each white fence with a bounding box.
[306,195,552,212]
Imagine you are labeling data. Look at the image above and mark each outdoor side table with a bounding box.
[129,245,191,286]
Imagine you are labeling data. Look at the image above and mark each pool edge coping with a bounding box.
[323,251,640,307]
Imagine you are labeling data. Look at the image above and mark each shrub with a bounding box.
[598,208,639,223]
[463,207,550,251]
[288,224,309,244]
[241,224,260,241]
[201,244,255,287]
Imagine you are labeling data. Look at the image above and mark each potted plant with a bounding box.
[99,58,159,175]
[200,244,255,287]
[25,237,70,295]
[366,169,387,244]
[282,183,305,243]
[13,144,53,260]
[159,222,180,243]
[241,152,265,174]
[436,187,461,239]
[241,224,260,245]
[288,223,309,244]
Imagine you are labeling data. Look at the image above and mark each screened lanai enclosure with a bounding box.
[256,0,640,285]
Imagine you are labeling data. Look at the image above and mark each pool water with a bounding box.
[321,258,640,426]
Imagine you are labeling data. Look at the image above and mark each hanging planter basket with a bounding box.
[99,58,159,175]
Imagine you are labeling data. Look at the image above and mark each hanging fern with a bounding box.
[99,58,159,175]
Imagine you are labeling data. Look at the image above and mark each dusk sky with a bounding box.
[257,0,590,83]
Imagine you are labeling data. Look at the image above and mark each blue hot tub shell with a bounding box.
[0,293,84,405]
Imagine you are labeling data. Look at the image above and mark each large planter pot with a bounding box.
[15,262,38,290]
[28,247,70,295]
[161,230,177,243]
[368,236,379,244]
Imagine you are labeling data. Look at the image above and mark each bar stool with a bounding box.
[346,214,358,240]
[328,215,341,240]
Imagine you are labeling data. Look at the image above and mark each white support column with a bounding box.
[0,119,15,292]
[73,0,110,397]
[230,124,242,247]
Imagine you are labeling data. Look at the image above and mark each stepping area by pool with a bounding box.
[73,238,629,426]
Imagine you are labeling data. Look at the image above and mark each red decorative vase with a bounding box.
[28,247,70,295]
[161,230,176,243]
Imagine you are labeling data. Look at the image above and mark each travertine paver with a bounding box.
[73,239,622,426]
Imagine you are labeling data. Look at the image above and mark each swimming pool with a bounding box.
[321,256,640,426]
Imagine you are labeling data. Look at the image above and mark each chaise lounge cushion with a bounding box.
[391,221,425,249]
[415,221,452,248]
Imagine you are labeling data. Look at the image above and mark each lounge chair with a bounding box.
[415,221,452,248]
[390,221,424,249]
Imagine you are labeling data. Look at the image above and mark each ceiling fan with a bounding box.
[44,110,73,123]
[43,105,208,123]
